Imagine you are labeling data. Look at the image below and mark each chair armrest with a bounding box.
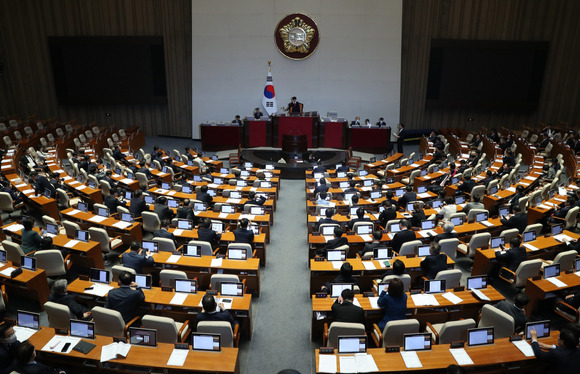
[1,285,7,304]
[371,323,383,347]
[425,321,438,344]
[176,245,184,253]
[212,248,220,256]
[551,216,566,222]
[124,315,141,336]
[323,323,329,347]
[252,249,257,258]
[555,300,579,322]
[178,320,190,343]
[233,323,240,347]
[498,267,516,284]
[64,254,72,271]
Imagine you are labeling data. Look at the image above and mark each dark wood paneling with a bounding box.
[401,0,580,132]
[0,0,191,137]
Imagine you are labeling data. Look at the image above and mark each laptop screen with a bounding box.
[377,282,389,295]
[174,279,197,294]
[177,219,192,230]
[404,333,432,351]
[230,191,242,199]
[424,279,446,293]
[244,162,252,168]
[355,224,372,235]
[467,276,487,290]
[421,220,435,230]
[327,250,346,262]
[432,199,443,209]
[135,274,152,289]
[124,191,133,200]
[250,206,265,215]
[576,258,580,272]
[221,205,235,214]
[420,169,427,176]
[126,172,134,180]
[330,283,353,298]
[498,206,509,217]
[349,206,359,216]
[129,327,157,347]
[75,230,89,242]
[476,212,488,222]
[551,224,563,236]
[260,181,272,188]
[455,196,465,204]
[450,216,463,226]
[21,256,36,271]
[213,177,223,184]
[167,199,179,208]
[417,186,427,194]
[543,264,560,279]
[337,172,346,178]
[0,249,6,263]
[370,191,381,199]
[184,244,201,257]
[339,181,349,189]
[220,282,244,296]
[467,327,494,347]
[390,223,401,233]
[337,336,367,354]
[265,164,274,170]
[490,185,498,194]
[407,203,415,212]
[211,222,224,233]
[17,310,40,330]
[417,245,431,257]
[523,231,536,243]
[182,185,192,194]
[144,195,155,204]
[321,225,335,236]
[236,180,246,187]
[490,237,504,249]
[70,320,95,339]
[227,248,247,260]
[191,333,221,352]
[161,182,171,190]
[194,202,207,212]
[395,189,405,197]
[240,170,249,177]
[78,201,88,212]
[526,320,550,339]
[46,223,58,235]
[97,207,109,217]
[121,212,134,223]
[142,240,158,253]
[90,268,110,284]
[220,168,228,174]
[44,188,52,198]
[374,247,392,260]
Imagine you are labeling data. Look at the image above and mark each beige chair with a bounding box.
[434,269,461,289]
[426,318,476,344]
[467,209,489,222]
[92,306,139,337]
[401,170,420,186]
[541,250,578,271]
[226,243,254,259]
[44,301,74,330]
[398,240,422,256]
[499,228,520,244]
[153,237,177,252]
[135,172,152,190]
[99,180,112,197]
[323,321,366,347]
[197,321,240,347]
[2,240,26,264]
[371,319,420,347]
[318,223,340,235]
[141,315,190,344]
[552,206,580,230]
[210,274,241,291]
[470,185,485,201]
[142,212,161,233]
[111,265,136,282]
[88,227,123,255]
[187,240,215,257]
[457,232,491,258]
[352,222,374,235]
[499,259,543,288]
[386,220,401,232]
[439,238,458,261]
[523,224,542,237]
[159,270,187,288]
[478,304,515,339]
[35,250,71,277]
[62,220,81,238]
[379,274,412,292]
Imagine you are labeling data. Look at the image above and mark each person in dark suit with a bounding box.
[502,149,516,168]
[463,195,484,216]
[432,147,446,164]
[48,279,91,320]
[313,178,329,196]
[493,293,529,332]
[231,115,242,125]
[500,205,528,233]
[531,328,580,374]
[420,242,448,279]
[154,196,174,221]
[470,134,482,149]
[508,185,526,212]
[391,220,416,254]
[359,230,383,257]
[105,271,145,323]
[495,236,527,272]
[196,294,238,330]
[101,170,117,189]
[398,185,417,209]
[122,241,154,274]
[348,207,372,230]
[457,175,476,194]
[153,219,177,245]
[376,117,387,128]
[30,171,56,197]
[410,201,426,228]
[344,180,359,195]
[377,277,407,331]
[233,218,254,244]
[112,145,127,162]
[197,218,221,249]
[253,108,263,119]
[19,148,39,175]
[469,149,482,167]
[312,164,327,175]
[538,134,550,149]
[350,116,361,127]
[15,341,60,374]
[196,184,213,206]
[0,323,19,374]
[433,222,458,243]
[244,191,266,207]
[394,123,405,153]
[331,289,365,324]
[321,262,359,293]
[316,208,338,231]
[103,188,126,214]
[129,189,148,218]
[286,96,303,114]
[317,227,349,257]
[550,197,575,223]
[137,161,153,180]
[378,200,397,229]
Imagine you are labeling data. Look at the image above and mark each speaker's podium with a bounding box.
[272,115,320,148]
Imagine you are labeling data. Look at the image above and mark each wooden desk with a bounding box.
[386,158,432,183]
[0,262,49,308]
[60,207,143,243]
[29,327,240,373]
[5,174,60,220]
[201,123,242,151]
[363,153,404,174]
[348,127,391,153]
[195,211,271,245]
[525,271,580,318]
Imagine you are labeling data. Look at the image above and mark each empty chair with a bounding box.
[467,209,489,222]
[65,123,73,134]
[499,259,543,288]
[142,211,161,233]
[524,224,542,237]
[88,227,123,255]
[13,131,22,141]
[398,240,422,256]
[226,243,254,259]
[517,196,529,213]
[434,269,462,289]
[159,270,187,288]
[35,250,70,278]
[478,304,515,339]
[2,240,26,263]
[323,321,366,347]
[142,315,190,344]
[43,301,74,330]
[100,179,112,196]
[91,306,138,337]
[401,170,420,185]
[352,222,374,235]
[438,238,459,261]
[457,232,491,258]
[542,250,578,271]
[371,319,420,347]
[111,265,136,282]
[62,220,81,238]
[0,192,23,221]
[210,274,241,291]
[197,321,240,347]
[153,237,177,252]
[186,240,214,256]
[426,318,476,344]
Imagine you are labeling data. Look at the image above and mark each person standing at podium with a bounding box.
[253,108,263,119]
[232,115,242,125]
[286,96,303,115]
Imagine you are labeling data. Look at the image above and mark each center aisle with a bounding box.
[241,179,314,374]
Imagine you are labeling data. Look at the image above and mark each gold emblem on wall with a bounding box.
[275,13,319,60]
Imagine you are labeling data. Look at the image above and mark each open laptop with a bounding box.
[330,283,353,298]
[377,282,389,295]
[417,245,431,257]
[184,244,202,257]
[121,212,134,223]
[525,320,550,339]
[374,247,392,260]
[194,202,207,212]
[97,207,109,217]
[455,196,466,205]
[177,219,193,230]
[181,184,193,194]
[17,310,40,330]
[498,206,510,217]
[551,224,563,236]
[421,220,436,230]
[389,223,401,233]
[167,199,179,209]
[161,182,171,190]
[191,332,221,352]
[349,206,359,216]
[90,268,110,284]
[355,224,372,235]
[523,230,536,243]
[326,250,346,262]
[124,191,133,200]
[230,191,242,199]
[70,320,95,339]
[467,327,494,347]
[467,275,487,290]
[220,282,244,297]
[321,225,335,236]
[236,180,246,187]
[337,335,368,354]
[250,206,265,215]
[135,274,152,289]
[211,221,225,233]
[227,248,247,260]
[432,199,444,209]
[575,258,580,272]
[424,279,446,293]
[490,236,504,249]
[129,327,157,347]
[77,201,89,213]
[417,186,427,194]
[450,216,464,226]
[404,333,432,351]
[370,191,381,200]
[20,256,36,271]
[221,205,235,214]
[543,263,560,279]
[142,240,158,254]
[175,279,197,294]
[75,229,89,242]
[395,189,405,197]
[144,195,155,204]
[0,249,6,265]
[475,212,488,223]
[45,223,59,237]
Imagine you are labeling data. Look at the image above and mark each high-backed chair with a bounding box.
[153,237,177,252]
[499,228,520,244]
[457,232,491,258]
[401,170,420,186]
[44,301,74,330]
[35,250,70,278]
[352,222,374,235]
[552,206,580,230]
[141,315,190,344]
[142,212,161,233]
[0,192,23,221]
[438,238,458,261]
[159,270,188,288]
[499,259,543,288]
[380,274,412,292]
[470,185,485,201]
[88,227,123,256]
[210,274,241,291]
[111,265,136,282]
[197,321,240,347]
[478,304,515,339]
[226,243,254,259]
[541,250,578,271]
[187,240,214,256]
[398,240,422,256]
[467,209,489,222]
[62,220,81,238]
[434,269,461,289]
[426,318,476,344]
[92,306,139,337]
[323,321,366,347]
[2,240,26,264]
[371,319,420,347]
[523,224,542,237]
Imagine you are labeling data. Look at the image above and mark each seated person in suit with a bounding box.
[457,174,476,194]
[336,161,349,174]
[48,279,91,320]
[490,236,527,283]
[550,196,575,223]
[316,191,331,206]
[502,149,516,168]
[420,242,447,280]
[100,169,117,190]
[410,201,426,228]
[104,188,126,214]
[384,190,397,207]
[176,198,198,225]
[322,262,359,293]
[509,185,526,212]
[432,196,457,223]
[196,185,213,206]
[463,195,484,216]
[316,207,338,231]
[30,170,56,197]
[231,115,242,125]
[376,117,387,127]
[105,271,145,323]
[377,277,407,331]
[253,108,263,119]
[153,219,177,246]
[197,218,221,249]
[234,218,254,244]
[15,341,60,374]
[398,185,416,209]
[359,230,383,258]
[350,116,361,127]
[313,164,327,175]
[122,241,154,274]
[244,191,266,207]
[0,180,23,204]
[0,323,19,374]
[137,160,153,180]
[433,222,458,243]
[331,289,365,324]
[343,180,359,195]
[196,294,237,329]
[500,205,528,233]
[21,218,42,255]
[317,227,348,257]
[530,328,580,373]
[432,147,446,164]
[313,178,329,195]
[347,207,372,231]
[391,219,415,254]
[154,196,174,221]
[129,189,148,218]
[378,200,397,228]
[493,292,529,333]
[380,258,406,279]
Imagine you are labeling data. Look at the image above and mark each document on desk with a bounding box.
[419,230,436,238]
[512,339,534,357]
[323,235,333,242]
[23,189,35,195]
[167,348,189,366]
[411,293,439,306]
[546,277,568,288]
[172,229,184,236]
[216,297,233,310]
[100,341,131,362]
[85,283,114,297]
[331,261,344,269]
[156,188,169,194]
[417,193,431,199]
[359,234,372,242]
[112,221,132,229]
[166,255,181,264]
[553,234,574,243]
[64,240,80,248]
[507,187,517,192]
[318,354,337,373]
[170,292,188,305]
[75,185,87,191]
[355,353,379,372]
[13,326,37,341]
[218,213,229,219]
[362,261,376,270]
[89,215,107,223]
[67,209,81,216]
[41,336,81,354]
[449,348,474,365]
[352,298,362,308]
[227,198,242,204]
[5,223,24,232]
[211,258,223,267]
[120,178,134,185]
[480,220,494,227]
[523,243,539,251]
[339,356,357,373]
[400,351,422,368]
[471,288,491,301]
[442,292,463,305]
[167,191,177,196]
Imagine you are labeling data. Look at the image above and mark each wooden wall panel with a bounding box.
[401,0,580,132]
[0,0,191,137]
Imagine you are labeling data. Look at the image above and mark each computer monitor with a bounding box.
[327,250,346,262]
[265,164,274,170]
[244,162,252,168]
[395,189,405,197]
[417,245,431,257]
[227,248,247,260]
[363,180,373,187]
[193,174,201,181]
[450,216,464,226]
[126,172,134,180]
[432,199,443,209]
[97,207,109,217]
[355,224,372,235]
[219,167,228,174]
[75,230,89,242]
[490,185,498,194]
[467,275,487,290]
[20,256,36,271]
[121,212,134,223]
[240,170,249,178]
[45,223,59,236]
[344,193,355,202]
[135,274,152,289]
[523,230,536,243]
[17,310,40,330]
[77,201,88,213]
[229,191,242,199]
[161,182,171,190]
[525,320,550,339]
[144,195,155,204]
[377,282,389,295]
[177,219,192,230]
[417,186,427,194]
[194,202,207,212]
[167,199,179,208]
[543,263,560,279]
[0,249,6,264]
[498,206,509,217]
[313,173,323,180]
[90,268,110,284]
[220,282,244,297]
[575,258,580,272]
[467,327,494,347]
[551,224,563,236]
[407,203,415,212]
[124,191,133,200]
[191,332,221,352]
[349,206,359,216]
[452,177,459,185]
[250,206,265,215]
[181,184,192,194]
[70,320,95,339]
[337,336,368,354]
[213,177,223,185]
[211,221,224,233]
[174,279,197,294]
[142,240,158,254]
[44,188,52,198]
[236,180,246,187]
[476,212,488,222]
[455,196,465,204]
[260,181,272,188]
[374,247,392,260]
[339,181,349,189]
[370,191,381,199]
[404,333,432,351]
[421,220,435,230]
[424,279,446,293]
[330,283,353,298]
[221,205,235,214]
[490,236,504,249]
[129,327,157,347]
[420,169,427,176]
[184,244,202,257]
[390,223,401,233]
[321,225,335,236]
